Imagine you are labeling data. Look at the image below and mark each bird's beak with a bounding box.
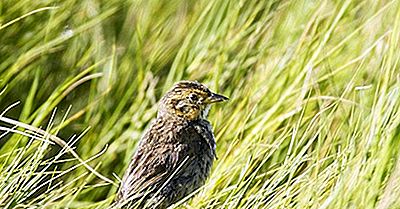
[204,92,229,104]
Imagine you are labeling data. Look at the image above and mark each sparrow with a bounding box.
[114,80,228,208]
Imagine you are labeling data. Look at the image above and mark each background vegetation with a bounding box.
[1,0,400,208]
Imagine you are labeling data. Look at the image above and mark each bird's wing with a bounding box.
[116,142,191,205]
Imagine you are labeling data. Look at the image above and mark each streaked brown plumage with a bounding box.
[114,81,228,208]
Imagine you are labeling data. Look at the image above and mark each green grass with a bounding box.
[1,0,400,208]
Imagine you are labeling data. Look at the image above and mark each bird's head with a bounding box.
[158,81,228,121]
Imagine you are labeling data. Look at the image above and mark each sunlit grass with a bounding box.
[1,0,400,208]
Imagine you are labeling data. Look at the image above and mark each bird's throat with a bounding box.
[200,105,211,119]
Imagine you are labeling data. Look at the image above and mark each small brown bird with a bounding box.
[115,80,228,208]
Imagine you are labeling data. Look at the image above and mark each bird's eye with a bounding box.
[187,93,198,102]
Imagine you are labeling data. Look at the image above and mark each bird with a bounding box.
[114,80,228,209]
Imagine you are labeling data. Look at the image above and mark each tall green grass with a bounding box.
[1,0,400,208]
